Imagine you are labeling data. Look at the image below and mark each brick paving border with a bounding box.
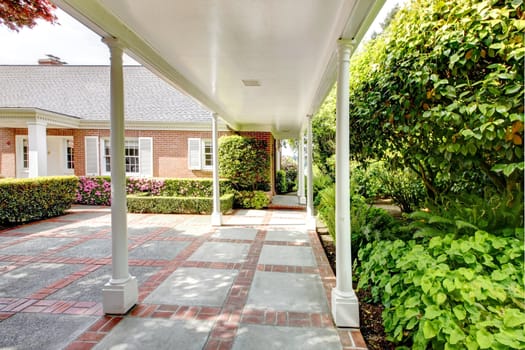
[0,208,369,349]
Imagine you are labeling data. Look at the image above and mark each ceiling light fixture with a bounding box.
[242,79,261,87]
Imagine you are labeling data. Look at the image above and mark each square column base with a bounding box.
[103,276,138,315]
[299,196,306,205]
[331,288,360,327]
[211,212,222,226]
[306,215,316,231]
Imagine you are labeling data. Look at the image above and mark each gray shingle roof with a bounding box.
[0,65,212,122]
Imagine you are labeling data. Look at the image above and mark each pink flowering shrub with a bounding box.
[126,177,165,196]
[76,176,167,206]
[76,176,112,205]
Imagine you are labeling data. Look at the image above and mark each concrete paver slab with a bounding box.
[54,238,111,258]
[160,226,211,237]
[128,225,165,236]
[144,267,238,306]
[129,240,190,260]
[258,245,316,266]
[246,271,329,313]
[232,324,342,350]
[46,265,160,302]
[93,317,213,350]
[51,223,110,236]
[212,227,258,240]
[0,237,77,255]
[188,242,250,263]
[0,262,84,297]
[6,221,67,234]
[265,229,309,243]
[0,313,98,350]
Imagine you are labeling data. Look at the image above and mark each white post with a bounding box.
[331,39,359,327]
[211,113,222,226]
[27,121,47,177]
[297,134,306,205]
[306,115,315,230]
[102,37,138,315]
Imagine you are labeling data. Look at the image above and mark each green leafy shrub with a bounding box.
[411,190,524,239]
[378,166,426,213]
[127,193,234,214]
[276,170,288,194]
[313,165,333,206]
[234,190,270,209]
[218,135,270,190]
[0,176,78,224]
[348,0,524,199]
[351,160,388,199]
[357,231,525,349]
[316,184,403,261]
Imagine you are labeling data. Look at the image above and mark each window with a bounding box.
[22,138,29,169]
[124,139,139,173]
[203,140,213,169]
[66,139,74,169]
[98,137,152,177]
[188,138,213,170]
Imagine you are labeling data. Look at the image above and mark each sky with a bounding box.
[0,0,406,66]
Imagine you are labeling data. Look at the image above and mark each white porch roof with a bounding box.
[53,0,385,139]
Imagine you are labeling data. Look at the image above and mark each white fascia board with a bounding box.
[78,120,230,132]
[0,108,81,128]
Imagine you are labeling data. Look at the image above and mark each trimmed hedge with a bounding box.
[161,178,233,197]
[127,193,234,214]
[0,176,78,224]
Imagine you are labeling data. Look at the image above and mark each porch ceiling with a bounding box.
[53,0,385,139]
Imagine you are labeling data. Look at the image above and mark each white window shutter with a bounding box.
[85,136,99,175]
[188,138,202,170]
[139,137,153,177]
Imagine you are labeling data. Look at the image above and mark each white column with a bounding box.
[275,139,281,172]
[27,121,47,177]
[331,39,359,327]
[306,115,315,230]
[102,37,138,315]
[211,113,222,226]
[297,133,306,204]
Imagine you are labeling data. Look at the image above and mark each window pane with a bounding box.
[23,139,29,169]
[203,140,213,167]
[124,140,139,174]
[104,141,111,172]
[66,139,74,169]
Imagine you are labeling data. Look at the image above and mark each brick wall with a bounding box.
[0,127,275,192]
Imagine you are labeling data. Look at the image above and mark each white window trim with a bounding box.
[202,139,213,171]
[15,135,29,178]
[101,137,152,177]
[63,137,75,174]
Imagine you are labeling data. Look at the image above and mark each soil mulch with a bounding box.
[318,230,395,350]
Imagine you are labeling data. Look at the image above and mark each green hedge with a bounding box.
[127,193,234,214]
[0,176,78,224]
[160,178,232,197]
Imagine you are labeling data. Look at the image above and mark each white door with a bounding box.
[15,135,29,178]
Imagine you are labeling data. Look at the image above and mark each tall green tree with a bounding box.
[349,0,524,198]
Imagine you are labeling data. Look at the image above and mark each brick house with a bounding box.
[0,65,275,188]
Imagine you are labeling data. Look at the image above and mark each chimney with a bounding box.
[38,54,67,65]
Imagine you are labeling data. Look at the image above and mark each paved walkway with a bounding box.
[0,206,366,350]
